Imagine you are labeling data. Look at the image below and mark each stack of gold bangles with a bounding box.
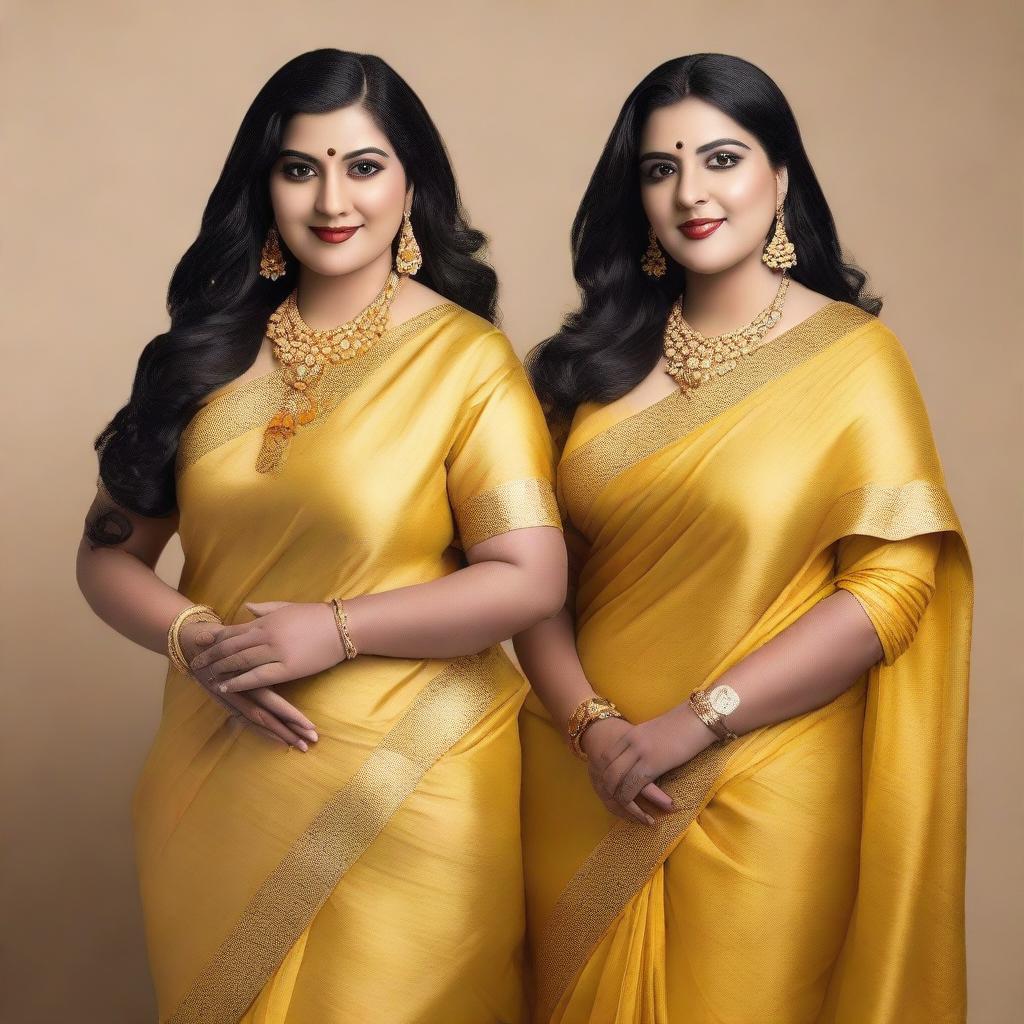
[166,604,223,676]
[330,598,359,661]
[567,695,623,760]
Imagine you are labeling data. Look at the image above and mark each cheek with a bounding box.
[354,173,407,222]
[641,184,675,227]
[718,167,776,223]
[269,179,309,224]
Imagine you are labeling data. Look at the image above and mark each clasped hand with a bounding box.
[581,705,715,827]
[190,600,345,693]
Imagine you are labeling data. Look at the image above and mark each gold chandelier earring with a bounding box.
[259,225,287,280]
[762,200,797,270]
[641,226,667,278]
[395,209,423,275]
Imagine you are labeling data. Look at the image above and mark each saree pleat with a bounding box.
[135,304,561,1023]
[521,302,971,1023]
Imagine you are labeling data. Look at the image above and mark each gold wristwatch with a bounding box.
[688,683,741,743]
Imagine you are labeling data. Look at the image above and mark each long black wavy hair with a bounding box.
[529,53,880,422]
[96,49,497,517]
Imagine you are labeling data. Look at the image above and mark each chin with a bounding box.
[297,252,371,278]
[672,247,750,278]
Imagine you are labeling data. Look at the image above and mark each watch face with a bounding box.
[709,684,740,716]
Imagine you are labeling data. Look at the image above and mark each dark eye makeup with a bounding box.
[640,150,743,182]
[279,159,384,181]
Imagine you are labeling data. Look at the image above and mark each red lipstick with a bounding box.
[310,225,361,244]
[680,218,725,240]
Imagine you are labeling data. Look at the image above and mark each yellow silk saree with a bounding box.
[521,302,972,1023]
[133,303,560,1023]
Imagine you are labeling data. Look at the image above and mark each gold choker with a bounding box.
[255,272,400,473]
[664,273,790,392]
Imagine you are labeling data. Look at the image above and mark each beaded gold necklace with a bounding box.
[255,271,400,473]
[663,272,790,392]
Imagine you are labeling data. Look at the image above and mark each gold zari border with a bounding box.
[455,477,562,550]
[559,302,874,521]
[176,303,459,474]
[534,740,739,1022]
[166,647,504,1024]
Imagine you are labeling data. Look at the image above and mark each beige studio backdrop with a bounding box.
[2,1,1021,1020]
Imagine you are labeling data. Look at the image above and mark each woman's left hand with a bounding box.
[189,601,345,693]
[595,704,718,815]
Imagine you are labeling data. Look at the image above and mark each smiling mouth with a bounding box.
[680,218,725,240]
[310,225,361,244]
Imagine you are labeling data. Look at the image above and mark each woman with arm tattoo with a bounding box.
[78,49,565,1024]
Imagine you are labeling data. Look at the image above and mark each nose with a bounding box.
[314,167,352,219]
[675,165,710,212]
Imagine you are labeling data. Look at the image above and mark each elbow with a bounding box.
[529,566,568,622]
[540,580,569,620]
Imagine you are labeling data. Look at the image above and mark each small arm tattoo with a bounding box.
[85,507,134,549]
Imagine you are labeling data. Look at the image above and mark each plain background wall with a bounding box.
[2,1,1021,1020]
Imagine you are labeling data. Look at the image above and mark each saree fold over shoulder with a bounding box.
[521,302,971,1024]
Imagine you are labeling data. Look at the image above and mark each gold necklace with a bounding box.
[663,272,790,392]
[255,271,400,473]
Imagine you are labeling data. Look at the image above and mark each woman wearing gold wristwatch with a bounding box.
[76,50,565,1023]
[515,54,971,1023]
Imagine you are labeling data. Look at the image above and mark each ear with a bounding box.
[776,166,790,206]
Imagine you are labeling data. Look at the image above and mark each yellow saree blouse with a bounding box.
[133,303,560,1023]
[521,302,972,1023]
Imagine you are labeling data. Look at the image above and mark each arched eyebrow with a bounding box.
[694,138,750,154]
[277,146,392,164]
[640,138,752,163]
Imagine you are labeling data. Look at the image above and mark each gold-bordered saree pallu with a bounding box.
[134,304,561,1023]
[521,301,972,1024]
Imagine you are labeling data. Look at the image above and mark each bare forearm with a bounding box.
[76,539,190,655]
[346,542,565,660]
[701,589,884,736]
[513,607,596,727]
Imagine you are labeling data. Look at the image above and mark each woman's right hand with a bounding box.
[179,620,319,751]
[580,716,676,827]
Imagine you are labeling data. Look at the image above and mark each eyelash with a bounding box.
[280,160,384,181]
[642,151,742,181]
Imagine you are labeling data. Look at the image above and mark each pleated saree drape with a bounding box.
[133,304,560,1023]
[521,302,972,1023]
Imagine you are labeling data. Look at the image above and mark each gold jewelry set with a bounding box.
[254,210,422,474]
[166,604,223,676]
[643,199,798,394]
[255,271,399,473]
[663,272,790,391]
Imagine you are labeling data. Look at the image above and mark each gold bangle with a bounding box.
[567,696,613,739]
[687,689,738,743]
[330,598,359,660]
[167,604,221,676]
[567,696,623,761]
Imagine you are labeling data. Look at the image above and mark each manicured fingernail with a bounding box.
[218,684,228,693]
[297,740,309,752]
[305,730,318,742]
[646,814,655,826]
